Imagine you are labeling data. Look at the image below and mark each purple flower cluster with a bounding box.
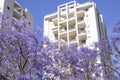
[0,13,119,80]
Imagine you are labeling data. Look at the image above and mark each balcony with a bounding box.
[70,40,77,44]
[69,37,77,44]
[60,7,66,13]
[69,29,77,44]
[61,38,67,43]
[76,2,93,10]
[68,18,75,27]
[69,26,76,31]
[78,29,86,33]
[44,12,57,20]
[13,8,22,20]
[78,30,86,40]
[69,30,76,37]
[59,11,67,22]
[60,28,67,33]
[52,26,58,30]
[68,10,74,19]
[59,21,67,27]
[77,19,85,29]
[79,40,86,46]
[68,17,75,23]
[52,27,58,34]
[77,17,84,22]
[52,18,58,26]
[59,17,66,23]
[60,12,67,17]
[69,11,75,16]
[76,10,84,18]
[68,15,74,20]
[60,32,67,39]
[60,8,66,12]
[14,7,23,15]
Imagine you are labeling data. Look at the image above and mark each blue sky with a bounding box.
[16,0,120,37]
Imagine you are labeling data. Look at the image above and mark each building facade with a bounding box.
[44,1,114,79]
[44,1,107,48]
[0,0,33,27]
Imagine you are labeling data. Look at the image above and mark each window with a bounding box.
[29,22,31,25]
[81,40,86,43]
[7,6,10,10]
[81,28,85,30]
[70,6,74,9]
[62,9,66,11]
[85,8,89,11]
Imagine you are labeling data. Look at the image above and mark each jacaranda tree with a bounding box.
[32,40,103,80]
[0,14,41,80]
[95,18,120,80]
[0,14,118,80]
[110,18,120,80]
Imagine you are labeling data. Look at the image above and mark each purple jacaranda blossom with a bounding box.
[0,13,117,80]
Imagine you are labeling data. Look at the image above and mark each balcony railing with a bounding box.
[76,10,84,18]
[60,28,67,33]
[52,27,58,35]
[61,38,67,43]
[78,32,86,41]
[79,42,86,47]
[77,18,84,23]
[79,40,86,45]
[68,15,74,19]
[52,27,58,30]
[52,18,58,25]
[70,38,76,42]
[78,30,86,34]
[60,17,66,22]
[69,26,75,30]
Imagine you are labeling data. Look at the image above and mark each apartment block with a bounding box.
[44,1,107,48]
[0,0,33,27]
[44,1,114,79]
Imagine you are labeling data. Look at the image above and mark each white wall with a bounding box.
[1,0,15,16]
[85,4,100,46]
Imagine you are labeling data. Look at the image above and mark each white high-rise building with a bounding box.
[44,1,114,79]
[0,0,33,27]
[44,1,107,48]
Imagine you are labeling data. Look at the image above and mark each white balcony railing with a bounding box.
[77,18,84,23]
[69,26,75,30]
[52,27,58,30]
[60,28,67,33]
[78,30,86,34]
[70,39,76,42]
